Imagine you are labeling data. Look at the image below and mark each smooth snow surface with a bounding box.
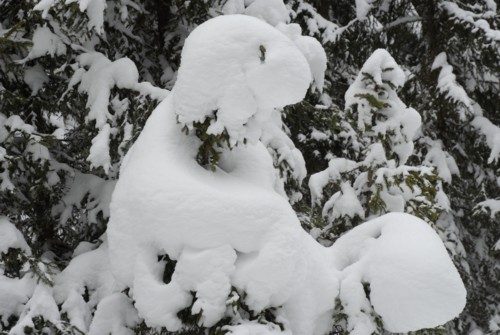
[276,23,327,92]
[331,213,466,333]
[107,15,466,335]
[244,0,289,26]
[173,15,311,147]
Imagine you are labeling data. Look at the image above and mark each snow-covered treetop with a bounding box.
[345,48,421,165]
[173,15,312,147]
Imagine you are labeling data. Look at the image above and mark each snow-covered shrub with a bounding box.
[308,49,449,245]
[107,14,466,335]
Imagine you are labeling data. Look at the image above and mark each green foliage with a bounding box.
[353,93,389,110]
[1,247,56,286]
[186,115,231,172]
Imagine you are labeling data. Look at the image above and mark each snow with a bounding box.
[53,171,116,226]
[309,158,357,204]
[322,182,365,221]
[61,290,92,332]
[76,53,137,129]
[88,293,138,335]
[471,115,500,164]
[3,115,36,135]
[9,284,60,335]
[423,140,459,183]
[52,240,129,332]
[54,240,122,311]
[108,87,337,334]
[22,26,66,61]
[441,1,500,41]
[33,0,56,18]
[23,64,49,96]
[175,246,236,326]
[224,321,291,335]
[0,221,34,322]
[345,48,421,165]
[67,52,169,172]
[474,199,500,219]
[0,276,34,326]
[293,1,342,43]
[25,141,51,161]
[309,88,436,225]
[106,15,465,335]
[80,0,107,33]
[244,0,289,26]
[35,0,107,33]
[173,15,311,147]
[432,52,473,120]
[355,0,374,20]
[108,15,336,334]
[88,123,112,173]
[277,23,327,92]
[0,217,31,254]
[222,0,245,15]
[259,109,307,199]
[330,213,466,333]
[0,169,14,191]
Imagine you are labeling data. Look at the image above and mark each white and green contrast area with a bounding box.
[0,1,498,335]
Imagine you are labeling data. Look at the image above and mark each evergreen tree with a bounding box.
[0,0,497,334]
[286,0,500,333]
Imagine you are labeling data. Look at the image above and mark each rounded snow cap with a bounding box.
[173,15,311,146]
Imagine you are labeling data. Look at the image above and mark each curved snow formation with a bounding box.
[107,15,466,335]
[108,15,337,335]
[173,15,311,147]
[330,213,466,334]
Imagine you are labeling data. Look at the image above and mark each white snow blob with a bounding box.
[107,15,466,335]
[173,15,311,146]
[331,213,466,333]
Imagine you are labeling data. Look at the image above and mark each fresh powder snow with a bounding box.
[104,14,467,335]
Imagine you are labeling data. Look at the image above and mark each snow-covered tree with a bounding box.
[308,49,449,247]
[0,0,496,334]
[284,1,499,333]
[107,14,465,335]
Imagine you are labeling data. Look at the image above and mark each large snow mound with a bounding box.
[108,15,335,335]
[107,15,465,335]
[331,213,466,333]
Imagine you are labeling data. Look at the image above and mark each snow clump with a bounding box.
[172,15,311,147]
